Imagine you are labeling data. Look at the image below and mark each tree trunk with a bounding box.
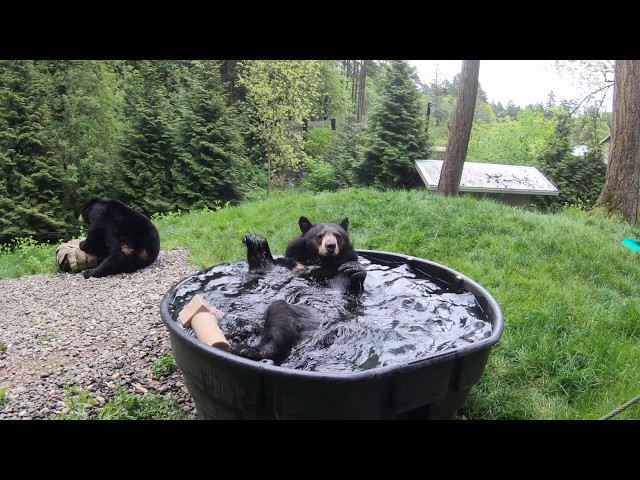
[352,61,359,115]
[357,60,366,121]
[433,65,440,126]
[438,60,480,196]
[594,60,640,225]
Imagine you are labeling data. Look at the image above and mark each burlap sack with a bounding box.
[56,238,100,273]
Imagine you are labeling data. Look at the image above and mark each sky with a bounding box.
[409,60,613,110]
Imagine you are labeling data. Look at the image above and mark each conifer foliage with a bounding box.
[0,60,626,241]
[536,118,606,211]
[118,61,182,214]
[0,61,69,236]
[170,61,249,210]
[355,60,430,188]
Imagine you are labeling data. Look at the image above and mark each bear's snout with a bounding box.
[319,233,340,256]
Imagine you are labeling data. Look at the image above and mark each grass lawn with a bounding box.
[3,187,639,419]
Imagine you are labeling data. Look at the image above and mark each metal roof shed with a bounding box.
[414,159,559,208]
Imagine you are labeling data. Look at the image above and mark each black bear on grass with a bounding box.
[231,216,367,364]
[78,198,160,279]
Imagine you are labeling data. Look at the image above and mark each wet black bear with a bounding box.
[230,216,367,364]
[78,197,161,279]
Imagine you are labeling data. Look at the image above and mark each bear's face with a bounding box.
[299,216,351,258]
[78,198,101,224]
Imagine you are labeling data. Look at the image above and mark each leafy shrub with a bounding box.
[303,127,336,160]
[301,157,337,192]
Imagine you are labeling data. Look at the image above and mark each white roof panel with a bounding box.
[414,159,559,196]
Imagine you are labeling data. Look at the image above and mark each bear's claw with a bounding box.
[338,261,367,289]
[230,343,264,361]
[338,261,366,278]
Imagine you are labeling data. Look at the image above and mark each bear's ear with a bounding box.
[299,216,313,234]
[340,217,349,231]
[79,198,100,222]
[82,198,100,210]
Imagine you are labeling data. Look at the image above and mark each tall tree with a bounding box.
[220,60,246,106]
[171,60,249,209]
[554,60,614,116]
[355,60,430,188]
[312,61,350,121]
[0,60,70,237]
[430,64,443,125]
[41,60,126,209]
[594,60,640,224]
[118,61,187,214]
[341,60,385,122]
[505,100,519,120]
[451,71,488,102]
[545,91,556,119]
[326,114,365,188]
[438,60,480,196]
[535,116,606,211]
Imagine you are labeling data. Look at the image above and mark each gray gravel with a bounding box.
[0,249,200,420]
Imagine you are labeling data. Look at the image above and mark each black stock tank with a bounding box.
[160,249,504,419]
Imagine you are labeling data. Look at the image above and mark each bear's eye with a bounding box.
[334,233,341,240]
[316,234,323,241]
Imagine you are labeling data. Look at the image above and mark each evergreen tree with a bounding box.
[440,79,454,96]
[505,100,519,119]
[117,61,186,214]
[535,117,607,211]
[0,60,70,237]
[545,91,556,119]
[171,61,249,210]
[220,60,247,106]
[39,60,127,209]
[355,60,430,188]
[327,116,365,188]
[451,72,488,102]
[491,101,507,120]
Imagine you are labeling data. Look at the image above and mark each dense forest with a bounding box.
[0,60,612,243]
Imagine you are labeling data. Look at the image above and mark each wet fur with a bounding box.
[231,216,367,364]
[231,300,320,365]
[244,216,367,287]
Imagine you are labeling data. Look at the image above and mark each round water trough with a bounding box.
[160,249,504,419]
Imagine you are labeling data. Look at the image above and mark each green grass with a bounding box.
[3,187,640,419]
[0,236,59,278]
[98,389,191,420]
[53,385,191,420]
[152,352,177,377]
[54,386,97,420]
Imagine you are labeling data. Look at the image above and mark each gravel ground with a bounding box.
[0,249,200,420]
